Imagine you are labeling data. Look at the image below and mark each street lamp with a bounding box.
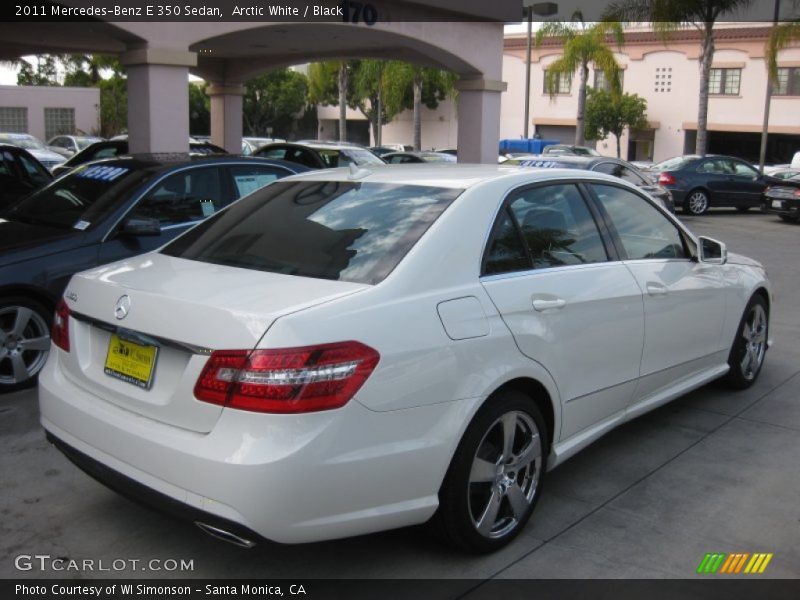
[523,1,558,139]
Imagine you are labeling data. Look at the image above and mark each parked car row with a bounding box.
[0,155,308,391]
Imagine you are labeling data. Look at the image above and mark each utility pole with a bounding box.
[522,3,557,139]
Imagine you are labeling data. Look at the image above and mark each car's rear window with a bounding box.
[6,163,150,230]
[161,180,462,284]
[653,156,694,171]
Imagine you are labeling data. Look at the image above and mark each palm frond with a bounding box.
[766,21,800,82]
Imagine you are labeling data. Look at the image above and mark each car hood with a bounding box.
[727,252,764,270]
[0,219,82,266]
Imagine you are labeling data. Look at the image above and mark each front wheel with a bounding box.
[433,390,547,553]
[684,190,710,215]
[722,295,768,390]
[0,297,52,393]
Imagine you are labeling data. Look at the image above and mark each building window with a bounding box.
[774,67,800,96]
[0,107,28,133]
[44,107,75,139]
[543,70,571,94]
[709,68,741,96]
[653,67,672,93]
[594,69,624,92]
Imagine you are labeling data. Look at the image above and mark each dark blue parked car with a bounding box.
[0,154,308,392]
[649,154,769,215]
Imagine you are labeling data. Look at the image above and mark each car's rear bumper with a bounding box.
[39,351,474,544]
[762,196,800,218]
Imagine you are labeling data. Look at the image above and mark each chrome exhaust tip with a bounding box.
[195,521,257,548]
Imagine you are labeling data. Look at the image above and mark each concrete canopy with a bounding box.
[0,1,517,161]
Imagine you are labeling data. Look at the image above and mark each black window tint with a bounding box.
[162,181,461,285]
[130,167,226,227]
[229,165,286,198]
[593,162,621,177]
[92,146,121,160]
[484,208,529,275]
[7,164,148,230]
[16,153,50,186]
[592,184,687,260]
[506,184,608,269]
[0,150,17,177]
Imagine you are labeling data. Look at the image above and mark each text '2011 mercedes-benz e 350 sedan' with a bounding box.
[39,165,771,553]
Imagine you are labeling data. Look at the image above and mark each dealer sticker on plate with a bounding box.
[104,334,158,389]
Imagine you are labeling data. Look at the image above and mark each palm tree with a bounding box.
[604,0,754,156]
[535,13,624,147]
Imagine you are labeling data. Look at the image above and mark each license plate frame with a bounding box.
[772,200,782,209]
[104,333,159,390]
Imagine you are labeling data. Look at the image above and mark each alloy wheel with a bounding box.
[468,411,542,539]
[0,305,51,386]
[740,303,767,381]
[687,191,709,215]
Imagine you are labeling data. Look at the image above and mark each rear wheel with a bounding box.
[0,297,52,393]
[433,390,547,553]
[684,190,710,215]
[722,295,768,390]
[778,214,798,223]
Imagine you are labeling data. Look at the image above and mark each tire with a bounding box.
[0,297,52,393]
[684,189,710,215]
[778,214,798,223]
[722,295,768,390]
[432,390,548,553]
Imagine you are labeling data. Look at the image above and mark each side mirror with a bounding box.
[120,217,161,237]
[697,236,727,265]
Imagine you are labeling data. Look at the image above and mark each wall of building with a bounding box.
[503,27,800,163]
[0,85,100,141]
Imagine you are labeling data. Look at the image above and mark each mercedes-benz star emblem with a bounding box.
[114,295,131,320]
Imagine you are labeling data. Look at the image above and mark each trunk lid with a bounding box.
[59,252,368,432]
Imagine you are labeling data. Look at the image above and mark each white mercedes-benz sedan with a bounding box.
[39,165,771,553]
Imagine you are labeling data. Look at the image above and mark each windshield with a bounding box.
[654,156,694,171]
[317,148,385,168]
[0,135,45,150]
[76,138,102,150]
[6,163,150,230]
[162,181,461,285]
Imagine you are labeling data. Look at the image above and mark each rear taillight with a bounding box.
[795,189,800,198]
[194,341,380,413]
[658,172,676,186]
[52,298,70,352]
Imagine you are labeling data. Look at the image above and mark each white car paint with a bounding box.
[39,165,771,545]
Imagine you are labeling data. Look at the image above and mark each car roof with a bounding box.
[280,163,632,189]
[71,154,310,173]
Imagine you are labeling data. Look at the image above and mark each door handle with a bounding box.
[646,282,668,296]
[532,297,566,311]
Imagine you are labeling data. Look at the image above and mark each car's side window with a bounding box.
[698,159,727,174]
[732,160,758,177]
[15,152,50,186]
[592,184,688,260]
[129,167,226,227]
[484,207,530,275]
[228,165,285,198]
[506,184,608,270]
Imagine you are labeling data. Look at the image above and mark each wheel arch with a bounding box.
[491,377,556,454]
[0,285,58,316]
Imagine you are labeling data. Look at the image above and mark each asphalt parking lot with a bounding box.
[1,209,798,582]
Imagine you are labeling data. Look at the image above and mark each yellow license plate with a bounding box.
[104,334,159,390]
